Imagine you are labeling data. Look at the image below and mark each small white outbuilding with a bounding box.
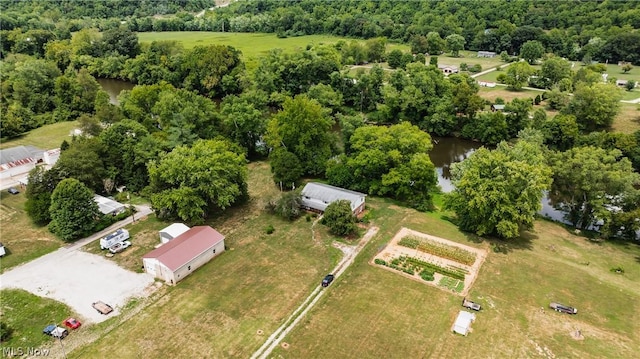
[159,223,190,244]
[452,311,476,336]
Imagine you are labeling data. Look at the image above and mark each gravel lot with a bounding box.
[0,247,155,323]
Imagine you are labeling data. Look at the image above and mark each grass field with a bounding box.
[137,32,409,71]
[478,86,542,103]
[600,63,640,82]
[620,89,640,101]
[612,103,640,134]
[270,198,640,358]
[0,121,79,150]
[0,191,61,274]
[426,50,504,71]
[69,162,342,358]
[0,289,76,349]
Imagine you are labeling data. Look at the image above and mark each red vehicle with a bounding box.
[63,318,82,329]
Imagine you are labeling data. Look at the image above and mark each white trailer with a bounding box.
[100,229,130,250]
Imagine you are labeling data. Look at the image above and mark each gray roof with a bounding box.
[94,195,126,215]
[492,104,506,110]
[301,182,366,213]
[0,145,44,165]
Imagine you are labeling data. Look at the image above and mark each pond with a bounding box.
[97,78,135,105]
[429,136,567,223]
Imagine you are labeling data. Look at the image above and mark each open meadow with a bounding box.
[426,50,505,70]
[137,32,409,71]
[270,198,640,359]
[0,121,79,150]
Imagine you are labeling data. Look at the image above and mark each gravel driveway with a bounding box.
[0,247,155,323]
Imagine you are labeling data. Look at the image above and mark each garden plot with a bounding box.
[372,227,488,296]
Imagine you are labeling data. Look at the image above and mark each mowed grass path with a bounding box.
[70,162,342,358]
[137,32,409,71]
[271,198,640,358]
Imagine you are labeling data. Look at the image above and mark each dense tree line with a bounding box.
[3,1,638,241]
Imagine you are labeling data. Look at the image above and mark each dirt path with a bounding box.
[251,226,379,359]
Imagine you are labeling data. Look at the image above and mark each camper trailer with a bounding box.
[100,229,130,250]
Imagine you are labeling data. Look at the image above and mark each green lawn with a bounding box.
[69,162,342,358]
[0,121,78,150]
[478,86,542,103]
[426,50,505,71]
[137,32,409,71]
[0,191,62,274]
[601,63,640,82]
[620,89,640,101]
[612,103,640,134]
[269,198,640,358]
[0,289,77,349]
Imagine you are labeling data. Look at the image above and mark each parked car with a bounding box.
[462,297,481,311]
[550,302,577,314]
[7,187,19,195]
[43,325,68,339]
[0,243,6,257]
[321,274,335,287]
[92,301,114,315]
[109,240,132,254]
[63,317,81,329]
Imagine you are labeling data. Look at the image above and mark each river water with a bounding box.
[97,78,136,105]
[429,137,566,223]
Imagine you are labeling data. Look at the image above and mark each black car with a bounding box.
[7,187,19,195]
[321,274,335,287]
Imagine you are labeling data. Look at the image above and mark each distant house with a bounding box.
[94,195,126,216]
[477,51,496,58]
[438,64,459,74]
[159,223,190,244]
[142,226,225,285]
[616,79,628,87]
[491,104,506,112]
[43,148,61,166]
[0,145,43,180]
[478,81,496,88]
[301,182,366,216]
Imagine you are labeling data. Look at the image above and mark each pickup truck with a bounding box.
[43,325,68,339]
[462,298,481,311]
[109,240,132,254]
[92,301,114,315]
[550,302,577,314]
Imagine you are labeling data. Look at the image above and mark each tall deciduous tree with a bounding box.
[549,146,640,230]
[504,61,534,90]
[540,57,572,87]
[519,40,545,64]
[265,95,335,176]
[321,200,358,236]
[446,34,466,57]
[326,122,437,211]
[48,178,100,241]
[444,132,552,239]
[562,83,622,132]
[148,139,248,223]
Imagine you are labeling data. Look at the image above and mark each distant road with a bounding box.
[195,0,235,18]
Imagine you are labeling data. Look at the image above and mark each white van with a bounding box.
[100,229,130,250]
[0,243,6,257]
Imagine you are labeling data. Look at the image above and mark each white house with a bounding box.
[43,148,61,166]
[300,182,366,216]
[159,223,190,244]
[438,64,459,75]
[142,226,225,285]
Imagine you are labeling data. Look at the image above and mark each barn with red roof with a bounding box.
[142,226,225,285]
